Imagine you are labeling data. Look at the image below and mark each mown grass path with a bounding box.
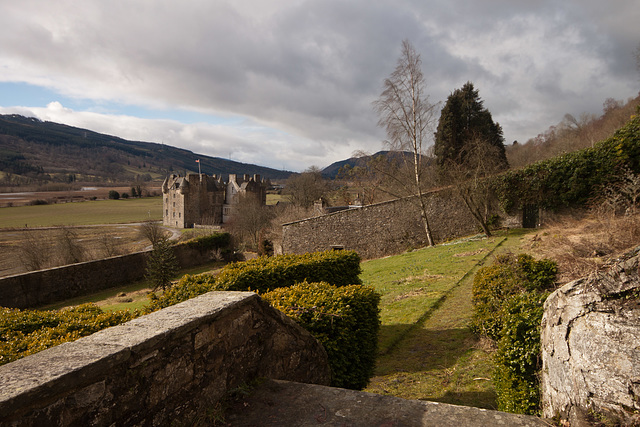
[361,229,531,409]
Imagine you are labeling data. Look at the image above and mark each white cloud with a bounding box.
[0,0,638,170]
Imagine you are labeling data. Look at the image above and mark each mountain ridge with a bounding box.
[0,114,294,184]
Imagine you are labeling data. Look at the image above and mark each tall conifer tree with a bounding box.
[434,82,508,170]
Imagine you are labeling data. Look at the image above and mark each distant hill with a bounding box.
[0,114,293,185]
[321,151,417,179]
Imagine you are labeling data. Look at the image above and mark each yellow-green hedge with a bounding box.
[471,253,556,415]
[147,250,362,311]
[0,304,137,366]
[263,281,380,390]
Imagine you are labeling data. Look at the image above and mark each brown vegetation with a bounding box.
[506,95,640,168]
[0,225,151,277]
[523,210,640,284]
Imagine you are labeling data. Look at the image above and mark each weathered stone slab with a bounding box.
[225,379,550,426]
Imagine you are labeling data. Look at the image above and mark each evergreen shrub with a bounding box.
[183,232,231,253]
[0,304,136,366]
[147,250,362,311]
[471,253,557,415]
[263,281,380,390]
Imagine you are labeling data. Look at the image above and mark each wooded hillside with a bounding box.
[0,114,293,186]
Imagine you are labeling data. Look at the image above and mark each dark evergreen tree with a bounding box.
[145,238,179,292]
[434,82,508,170]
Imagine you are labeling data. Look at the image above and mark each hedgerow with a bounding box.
[147,250,362,311]
[493,115,640,211]
[263,281,380,390]
[182,232,231,253]
[0,304,137,366]
[472,253,557,415]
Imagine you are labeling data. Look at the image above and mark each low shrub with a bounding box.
[492,292,548,414]
[472,253,556,340]
[263,281,381,390]
[147,250,362,311]
[0,304,137,366]
[214,250,362,292]
[471,253,557,415]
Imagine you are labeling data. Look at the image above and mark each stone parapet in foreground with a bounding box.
[226,379,550,426]
[0,291,330,426]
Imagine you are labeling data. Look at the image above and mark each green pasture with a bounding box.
[0,197,163,228]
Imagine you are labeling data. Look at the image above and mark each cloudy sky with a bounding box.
[1,1,638,172]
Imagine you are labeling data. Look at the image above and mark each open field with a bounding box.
[0,197,162,228]
[0,197,164,277]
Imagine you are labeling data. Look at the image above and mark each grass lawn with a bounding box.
[362,228,532,409]
[0,197,162,228]
[40,261,225,312]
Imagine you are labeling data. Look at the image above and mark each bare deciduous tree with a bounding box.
[226,193,275,251]
[55,226,84,265]
[98,231,122,258]
[444,136,504,237]
[18,230,50,271]
[285,166,331,208]
[373,39,439,246]
[139,221,169,246]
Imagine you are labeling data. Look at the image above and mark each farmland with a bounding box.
[0,197,163,277]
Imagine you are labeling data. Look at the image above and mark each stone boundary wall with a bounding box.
[0,243,216,309]
[0,291,331,426]
[283,188,513,259]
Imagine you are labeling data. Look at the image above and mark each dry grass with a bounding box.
[0,225,152,277]
[523,209,640,283]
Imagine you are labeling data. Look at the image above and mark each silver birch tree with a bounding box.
[373,40,438,246]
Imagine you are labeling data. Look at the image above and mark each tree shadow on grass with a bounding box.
[371,324,496,409]
[377,324,483,373]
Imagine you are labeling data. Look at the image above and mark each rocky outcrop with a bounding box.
[541,250,640,425]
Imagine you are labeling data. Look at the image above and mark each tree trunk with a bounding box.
[417,190,435,246]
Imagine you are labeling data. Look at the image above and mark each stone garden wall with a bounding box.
[0,291,330,426]
[0,243,217,309]
[283,188,510,259]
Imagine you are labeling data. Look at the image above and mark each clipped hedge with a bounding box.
[182,232,231,253]
[492,292,548,415]
[0,304,137,366]
[147,250,362,311]
[493,114,640,211]
[471,253,557,415]
[263,281,381,390]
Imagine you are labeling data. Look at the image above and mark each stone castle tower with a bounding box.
[162,173,268,228]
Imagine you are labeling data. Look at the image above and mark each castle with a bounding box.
[162,173,269,228]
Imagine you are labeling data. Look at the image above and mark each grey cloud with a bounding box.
[0,0,638,170]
